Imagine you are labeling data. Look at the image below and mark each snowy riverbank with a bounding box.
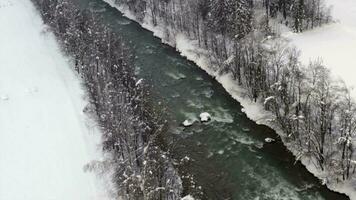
[103,0,355,199]
[281,0,356,197]
[0,0,111,199]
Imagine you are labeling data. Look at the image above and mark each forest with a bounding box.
[114,0,356,185]
[30,0,182,199]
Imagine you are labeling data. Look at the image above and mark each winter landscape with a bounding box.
[1,0,356,199]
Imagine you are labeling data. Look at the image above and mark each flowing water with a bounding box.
[75,1,349,199]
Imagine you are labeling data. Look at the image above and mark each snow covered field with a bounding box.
[284,0,356,96]
[0,0,110,199]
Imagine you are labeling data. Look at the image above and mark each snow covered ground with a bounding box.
[0,0,110,199]
[284,0,356,97]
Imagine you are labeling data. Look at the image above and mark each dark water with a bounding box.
[75,1,349,199]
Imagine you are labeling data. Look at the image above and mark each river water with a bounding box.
[75,1,349,199]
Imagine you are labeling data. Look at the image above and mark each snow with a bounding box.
[264,96,275,105]
[1,95,9,101]
[223,55,235,65]
[183,119,195,127]
[199,112,211,122]
[283,0,356,97]
[135,78,143,86]
[0,1,110,200]
[181,195,195,200]
[264,138,275,143]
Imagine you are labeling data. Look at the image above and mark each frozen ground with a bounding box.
[283,0,356,96]
[0,0,110,199]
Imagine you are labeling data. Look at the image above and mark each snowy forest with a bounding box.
[112,0,356,185]
[30,0,182,199]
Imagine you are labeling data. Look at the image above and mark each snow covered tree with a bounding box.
[31,0,182,199]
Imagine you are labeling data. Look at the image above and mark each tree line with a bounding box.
[30,0,182,199]
[116,0,356,184]
[265,0,332,32]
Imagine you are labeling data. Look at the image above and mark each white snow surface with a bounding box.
[199,112,211,122]
[283,0,356,97]
[264,138,275,143]
[181,195,195,200]
[0,0,111,200]
[182,119,195,127]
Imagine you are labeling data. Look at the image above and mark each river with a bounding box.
[74,1,349,199]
